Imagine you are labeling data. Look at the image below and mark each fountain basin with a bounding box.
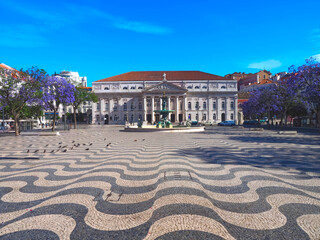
[124,126,205,132]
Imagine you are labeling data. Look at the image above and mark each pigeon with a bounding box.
[59,142,62,144]
[89,143,93,146]
[72,140,75,143]
[58,146,62,148]
[43,149,46,153]
[27,149,30,153]
[142,139,145,141]
[45,144,49,147]
[62,145,67,148]
[134,140,137,142]
[62,149,67,152]
[70,147,73,150]
[83,143,86,146]
[104,138,106,141]
[28,144,32,147]
[85,148,89,150]
[50,150,55,153]
[34,150,38,153]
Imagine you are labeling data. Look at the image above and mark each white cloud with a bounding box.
[312,54,320,61]
[113,21,172,35]
[65,4,173,35]
[309,29,320,48]
[0,24,47,47]
[248,59,282,70]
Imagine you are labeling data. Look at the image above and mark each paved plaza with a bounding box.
[0,126,320,240]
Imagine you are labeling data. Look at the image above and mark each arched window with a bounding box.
[123,102,127,111]
[104,87,109,90]
[195,101,199,109]
[188,102,191,110]
[230,101,234,109]
[202,86,207,89]
[123,87,128,90]
[231,113,234,120]
[138,86,143,89]
[221,86,226,89]
[187,86,192,89]
[203,102,206,110]
[188,114,191,120]
[203,113,206,121]
[195,86,200,89]
[130,86,135,89]
[213,113,216,120]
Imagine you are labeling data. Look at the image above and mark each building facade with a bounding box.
[54,71,87,87]
[91,71,238,125]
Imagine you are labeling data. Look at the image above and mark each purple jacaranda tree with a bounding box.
[289,58,320,127]
[0,67,45,136]
[242,86,280,123]
[41,76,75,132]
[273,76,300,126]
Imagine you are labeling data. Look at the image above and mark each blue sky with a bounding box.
[1,0,320,85]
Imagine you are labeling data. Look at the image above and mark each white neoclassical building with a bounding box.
[91,71,238,125]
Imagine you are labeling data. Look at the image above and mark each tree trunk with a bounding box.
[52,109,56,132]
[14,114,20,136]
[73,106,77,129]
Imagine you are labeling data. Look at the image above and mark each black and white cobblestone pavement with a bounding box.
[0,126,320,240]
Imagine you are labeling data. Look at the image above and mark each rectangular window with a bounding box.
[222,101,225,110]
[230,101,234,109]
[213,102,216,110]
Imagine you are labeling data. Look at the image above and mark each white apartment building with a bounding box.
[54,71,87,87]
[92,71,238,125]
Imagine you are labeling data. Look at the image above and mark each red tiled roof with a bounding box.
[0,63,15,70]
[95,71,232,82]
[238,99,248,103]
[259,79,273,85]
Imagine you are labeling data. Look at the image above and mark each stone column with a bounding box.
[225,97,228,120]
[143,96,147,122]
[100,98,105,124]
[208,97,212,122]
[167,96,171,120]
[99,98,102,124]
[118,98,121,124]
[234,97,238,124]
[151,96,155,123]
[183,96,187,121]
[92,101,97,124]
[216,97,220,121]
[175,96,179,123]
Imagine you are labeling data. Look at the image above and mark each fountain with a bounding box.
[154,91,174,128]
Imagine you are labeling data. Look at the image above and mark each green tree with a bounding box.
[71,87,98,129]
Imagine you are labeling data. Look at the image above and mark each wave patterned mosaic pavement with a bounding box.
[0,126,320,240]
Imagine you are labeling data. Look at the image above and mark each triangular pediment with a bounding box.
[143,81,187,93]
